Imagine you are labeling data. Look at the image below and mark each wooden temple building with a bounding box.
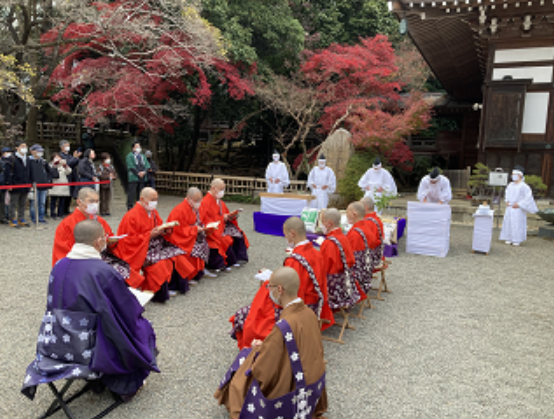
[391,0,554,196]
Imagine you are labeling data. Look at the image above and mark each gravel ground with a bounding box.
[1,193,554,419]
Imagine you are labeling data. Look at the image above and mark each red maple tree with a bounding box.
[301,34,431,150]
[42,0,254,133]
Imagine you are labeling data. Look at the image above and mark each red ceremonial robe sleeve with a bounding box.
[115,204,157,273]
[167,201,198,253]
[320,240,343,276]
[220,200,250,248]
[239,282,279,350]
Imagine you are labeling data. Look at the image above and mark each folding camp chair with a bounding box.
[37,379,123,419]
[369,259,391,301]
[322,308,356,345]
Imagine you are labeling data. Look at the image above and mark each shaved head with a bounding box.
[78,187,98,202]
[211,178,225,189]
[322,208,341,227]
[360,197,375,212]
[74,220,104,246]
[187,187,202,199]
[283,216,306,237]
[349,202,366,217]
[269,267,300,298]
[140,187,158,200]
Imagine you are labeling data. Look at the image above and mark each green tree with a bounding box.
[201,0,305,73]
[290,0,400,50]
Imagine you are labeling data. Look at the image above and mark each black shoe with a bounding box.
[0,220,8,225]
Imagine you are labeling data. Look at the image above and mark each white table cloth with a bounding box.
[406,201,451,258]
[472,212,494,254]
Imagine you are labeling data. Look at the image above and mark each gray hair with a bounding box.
[360,197,375,212]
[78,187,98,201]
[322,208,341,227]
[187,187,202,199]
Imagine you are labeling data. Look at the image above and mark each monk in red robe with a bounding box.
[52,187,142,285]
[166,187,210,281]
[361,196,385,266]
[319,208,360,310]
[361,196,384,244]
[230,217,333,350]
[200,178,249,273]
[117,187,195,302]
[346,202,379,295]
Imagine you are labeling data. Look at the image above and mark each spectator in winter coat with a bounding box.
[59,140,82,213]
[5,141,31,228]
[98,152,116,216]
[49,153,72,219]
[29,144,59,223]
[0,147,13,223]
[145,150,158,189]
[77,149,99,192]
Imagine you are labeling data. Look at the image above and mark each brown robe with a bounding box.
[215,301,328,419]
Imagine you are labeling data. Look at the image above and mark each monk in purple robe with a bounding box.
[22,220,159,401]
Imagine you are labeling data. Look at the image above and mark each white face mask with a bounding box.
[134,148,142,154]
[20,147,28,154]
[64,146,70,152]
[269,287,281,306]
[147,200,158,211]
[320,224,328,235]
[4,153,11,158]
[318,161,326,169]
[216,190,225,199]
[512,174,520,182]
[285,236,294,249]
[194,201,201,210]
[105,159,111,165]
[272,154,279,162]
[36,152,44,158]
[85,202,99,215]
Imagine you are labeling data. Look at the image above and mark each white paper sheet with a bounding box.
[128,287,155,306]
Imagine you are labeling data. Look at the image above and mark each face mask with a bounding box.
[64,146,70,152]
[147,200,158,211]
[4,153,11,158]
[105,159,111,165]
[285,237,295,248]
[85,202,98,215]
[269,288,281,306]
[134,148,142,154]
[36,152,44,158]
[20,148,28,154]
[216,190,225,199]
[320,224,328,235]
[272,155,279,162]
[512,174,520,182]
[318,162,325,169]
[194,201,201,210]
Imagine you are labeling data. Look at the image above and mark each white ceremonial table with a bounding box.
[259,193,316,216]
[406,201,451,258]
[472,212,494,254]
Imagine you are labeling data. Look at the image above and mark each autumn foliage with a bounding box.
[42,0,253,132]
[301,35,431,151]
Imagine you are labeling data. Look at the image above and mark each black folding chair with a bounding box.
[38,379,123,419]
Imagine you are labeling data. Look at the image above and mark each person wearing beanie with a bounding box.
[417,167,452,204]
[358,157,397,209]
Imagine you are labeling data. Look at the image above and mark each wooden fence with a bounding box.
[443,167,471,192]
[155,171,307,196]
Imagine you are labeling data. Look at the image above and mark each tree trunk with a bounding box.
[184,108,203,171]
[149,131,159,163]
[25,106,39,144]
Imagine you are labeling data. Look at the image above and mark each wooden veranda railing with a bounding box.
[155,171,308,196]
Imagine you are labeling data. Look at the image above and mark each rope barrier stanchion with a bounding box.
[33,182,39,230]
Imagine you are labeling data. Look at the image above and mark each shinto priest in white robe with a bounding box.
[417,168,452,204]
[307,155,336,210]
[358,157,397,202]
[265,151,290,194]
